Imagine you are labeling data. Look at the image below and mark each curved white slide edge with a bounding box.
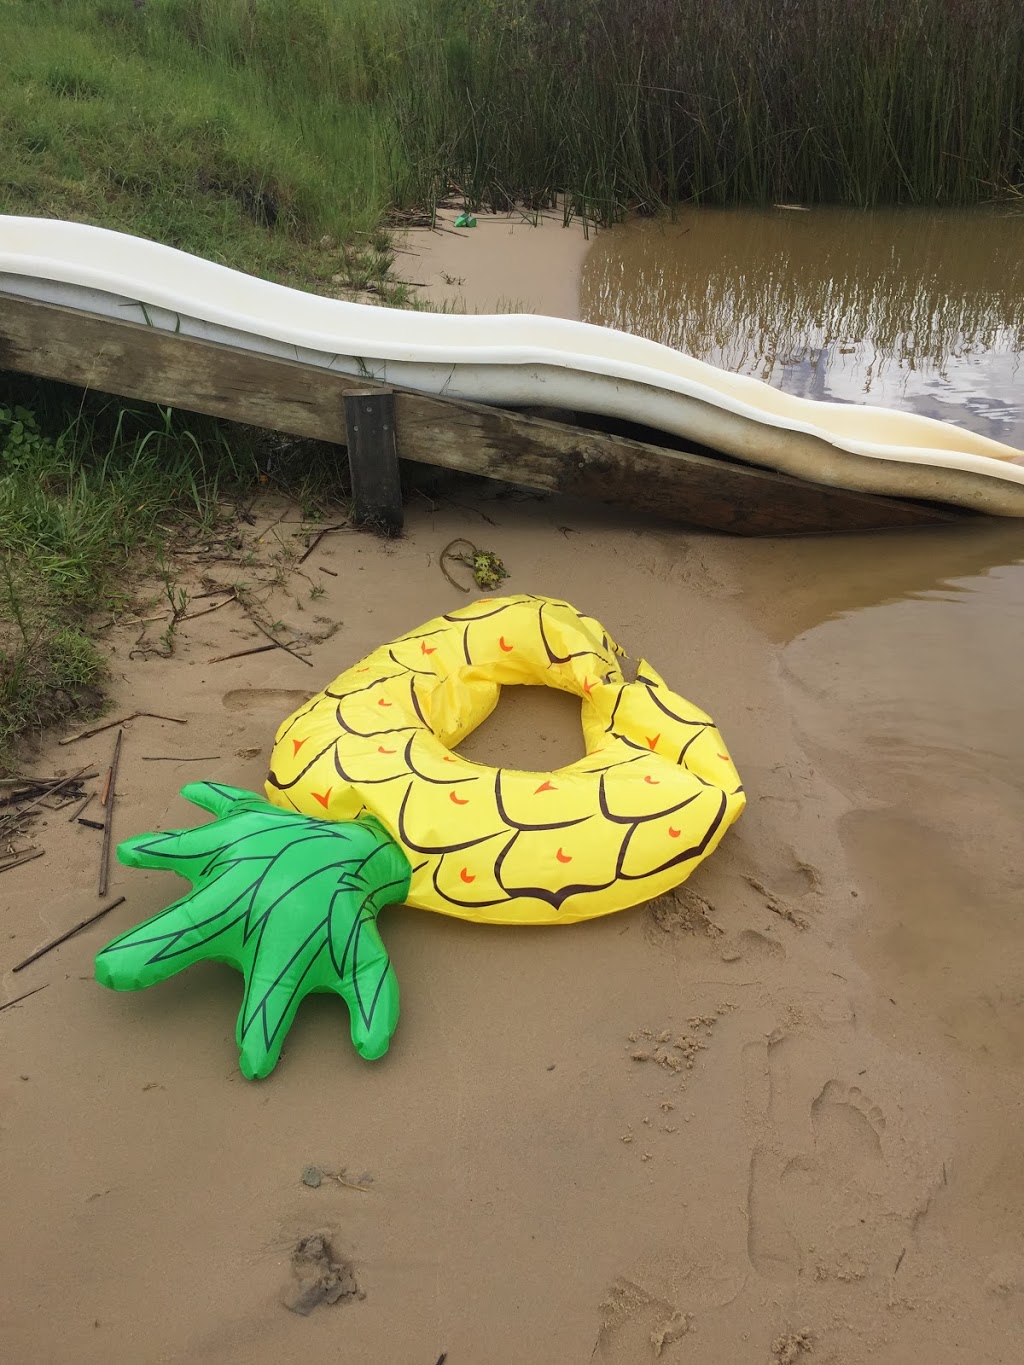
[2,215,1022,516]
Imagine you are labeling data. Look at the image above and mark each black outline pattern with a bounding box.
[266,598,745,919]
[96,786,411,1075]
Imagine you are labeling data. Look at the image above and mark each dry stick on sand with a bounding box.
[178,591,238,622]
[208,643,278,665]
[0,849,45,875]
[0,984,50,1014]
[98,730,123,897]
[0,766,92,837]
[60,712,186,745]
[67,792,95,822]
[232,597,314,668]
[297,523,350,566]
[12,898,126,973]
[140,755,222,763]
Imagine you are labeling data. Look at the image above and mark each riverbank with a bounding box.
[2,487,1022,1364]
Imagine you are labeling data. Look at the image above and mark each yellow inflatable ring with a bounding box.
[266,595,744,925]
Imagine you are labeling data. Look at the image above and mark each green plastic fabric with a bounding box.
[94,783,411,1079]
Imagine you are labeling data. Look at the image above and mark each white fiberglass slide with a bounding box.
[2,215,1022,516]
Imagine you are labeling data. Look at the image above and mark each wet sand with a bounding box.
[402,205,595,317]
[4,205,1024,1362]
[2,488,1023,1364]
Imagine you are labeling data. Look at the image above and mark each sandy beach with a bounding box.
[2,477,1023,1364]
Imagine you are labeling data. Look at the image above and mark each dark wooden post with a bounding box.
[343,387,403,534]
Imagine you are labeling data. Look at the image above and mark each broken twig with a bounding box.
[0,983,50,1014]
[141,755,222,762]
[234,608,315,671]
[12,897,126,972]
[0,766,91,835]
[0,848,44,874]
[297,522,350,566]
[98,730,123,897]
[179,591,237,622]
[59,712,186,745]
[208,643,278,664]
[67,792,95,822]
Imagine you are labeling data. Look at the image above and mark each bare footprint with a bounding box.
[738,929,786,963]
[747,1147,801,1283]
[222,688,312,713]
[780,1081,899,1272]
[593,1279,693,1361]
[811,1081,886,1179]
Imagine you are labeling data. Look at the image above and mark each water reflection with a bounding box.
[580,206,1024,448]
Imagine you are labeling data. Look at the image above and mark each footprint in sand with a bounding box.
[744,1038,927,1283]
[737,929,786,963]
[811,1081,886,1177]
[592,1279,694,1362]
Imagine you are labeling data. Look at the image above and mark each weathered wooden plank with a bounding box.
[0,293,959,535]
[343,387,402,533]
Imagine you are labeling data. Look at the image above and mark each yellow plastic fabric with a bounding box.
[267,595,745,925]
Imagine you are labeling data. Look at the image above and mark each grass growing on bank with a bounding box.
[1,0,403,282]
[0,375,355,768]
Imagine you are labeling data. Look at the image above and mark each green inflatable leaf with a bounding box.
[95,783,412,1079]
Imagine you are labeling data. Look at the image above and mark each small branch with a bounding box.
[0,849,44,875]
[246,617,314,668]
[0,773,97,786]
[98,730,124,897]
[140,755,222,763]
[179,592,237,622]
[12,897,126,973]
[0,984,50,1014]
[297,523,350,565]
[0,766,92,835]
[232,592,313,668]
[100,729,122,808]
[67,793,95,822]
[60,712,186,745]
[208,643,278,664]
[191,585,236,601]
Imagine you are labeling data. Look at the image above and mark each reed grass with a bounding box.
[385,0,1024,218]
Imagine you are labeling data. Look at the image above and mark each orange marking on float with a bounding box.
[644,775,660,785]
[449,791,469,805]
[535,780,557,794]
[718,753,731,761]
[377,698,393,707]
[499,636,514,652]
[311,789,332,809]
[377,745,396,754]
[556,848,572,864]
[668,826,681,838]
[292,738,307,756]
[646,734,660,750]
[420,641,437,655]
[460,867,476,883]
[442,755,458,763]
[583,678,594,695]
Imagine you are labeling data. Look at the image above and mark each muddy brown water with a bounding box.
[582,205,1024,1312]
[581,205,1024,448]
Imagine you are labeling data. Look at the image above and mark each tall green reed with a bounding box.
[383,0,1024,218]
